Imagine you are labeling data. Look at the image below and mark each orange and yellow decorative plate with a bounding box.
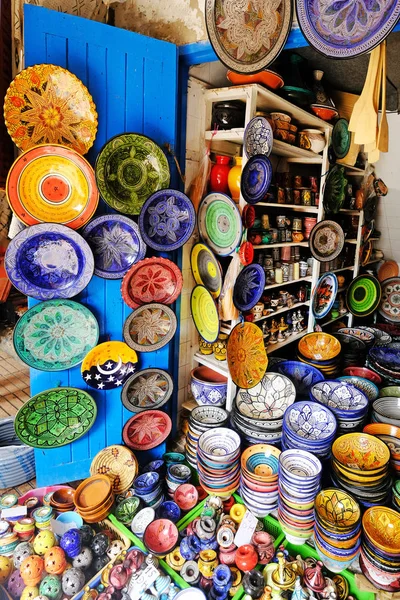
[362,506,400,554]
[227,322,268,389]
[90,445,138,494]
[4,64,97,154]
[332,433,390,472]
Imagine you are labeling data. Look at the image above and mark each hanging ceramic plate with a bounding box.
[244,117,273,158]
[233,264,266,312]
[121,369,174,413]
[227,322,268,389]
[296,0,400,59]
[378,261,399,283]
[122,410,172,451]
[241,155,273,205]
[81,341,138,391]
[205,0,292,74]
[227,70,284,90]
[14,387,97,449]
[311,272,338,320]
[347,274,382,318]
[5,223,94,300]
[90,445,139,494]
[191,285,219,344]
[379,277,400,323]
[121,257,183,309]
[3,64,97,154]
[332,118,350,159]
[95,133,170,215]
[139,189,196,251]
[123,303,177,352]
[13,300,99,372]
[81,215,146,279]
[198,193,242,256]
[190,243,222,299]
[309,220,345,262]
[323,165,347,214]
[6,144,99,228]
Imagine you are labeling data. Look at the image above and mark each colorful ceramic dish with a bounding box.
[121,369,173,413]
[5,223,94,299]
[298,332,341,361]
[363,423,400,459]
[378,261,399,283]
[226,70,284,90]
[233,264,265,312]
[311,104,339,121]
[337,328,375,346]
[122,410,172,451]
[74,475,112,510]
[13,300,99,371]
[190,243,222,299]
[332,118,350,159]
[309,220,345,262]
[240,155,273,205]
[362,507,400,554]
[379,277,400,322]
[236,372,296,420]
[95,133,170,215]
[198,193,242,256]
[81,341,138,391]
[227,322,268,389]
[338,376,379,402]
[244,117,273,158]
[312,272,338,319]
[343,367,382,385]
[14,387,97,448]
[332,433,390,471]
[191,285,219,343]
[275,361,324,398]
[323,166,347,214]
[347,274,382,317]
[121,257,183,309]
[90,445,138,494]
[315,488,361,528]
[123,303,177,353]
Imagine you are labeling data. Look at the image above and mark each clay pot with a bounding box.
[210,155,231,194]
[235,544,258,572]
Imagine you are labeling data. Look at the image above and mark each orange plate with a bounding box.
[227,70,284,90]
[74,475,112,510]
[378,260,399,282]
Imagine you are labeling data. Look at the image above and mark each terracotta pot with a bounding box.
[235,544,258,572]
[210,155,231,194]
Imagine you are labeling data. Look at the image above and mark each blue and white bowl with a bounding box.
[283,401,337,442]
[310,380,369,416]
[190,367,227,407]
[337,376,379,402]
[275,361,324,398]
[198,428,241,460]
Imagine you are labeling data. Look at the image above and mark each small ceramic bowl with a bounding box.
[143,519,179,556]
[337,376,379,402]
[198,428,241,460]
[363,423,400,459]
[174,484,198,511]
[332,433,390,472]
[55,511,83,528]
[363,506,400,555]
[279,449,322,481]
[298,332,341,361]
[133,472,160,493]
[310,380,369,415]
[343,367,382,384]
[314,488,360,529]
[373,397,400,427]
[241,444,280,482]
[114,497,141,525]
[131,507,156,538]
[157,501,181,523]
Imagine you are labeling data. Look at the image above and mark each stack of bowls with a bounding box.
[372,397,400,426]
[310,380,369,433]
[337,375,379,402]
[331,433,392,508]
[333,333,367,369]
[338,327,375,349]
[73,475,115,523]
[275,361,324,399]
[392,480,400,511]
[278,450,322,546]
[166,464,191,499]
[314,488,361,573]
[297,333,341,378]
[282,400,337,459]
[133,472,164,509]
[240,444,280,517]
[367,344,400,384]
[361,506,400,591]
[197,428,241,498]
[363,423,400,475]
[185,406,228,469]
[344,366,382,385]
[49,488,75,513]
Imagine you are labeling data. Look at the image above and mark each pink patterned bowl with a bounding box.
[174,484,198,511]
[143,519,178,556]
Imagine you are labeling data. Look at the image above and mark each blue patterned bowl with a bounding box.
[240,154,273,204]
[276,361,324,398]
[337,376,379,402]
[133,472,160,493]
[283,401,337,442]
[310,381,369,416]
[279,449,322,481]
[190,367,227,407]
[157,501,181,523]
[198,427,241,460]
[369,344,400,371]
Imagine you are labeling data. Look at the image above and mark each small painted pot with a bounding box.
[198,549,218,578]
[190,366,228,407]
[180,560,200,585]
[213,334,229,361]
[243,570,266,597]
[196,517,217,540]
[166,548,185,572]
[230,567,242,596]
[219,544,237,566]
[217,526,235,549]
[200,535,219,552]
[180,534,201,561]
[235,545,258,572]
[213,564,233,594]
[230,504,246,524]
[199,336,213,355]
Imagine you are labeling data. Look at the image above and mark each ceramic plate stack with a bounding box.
[132,472,164,509]
[197,428,241,499]
[240,444,280,518]
[338,327,375,349]
[185,406,228,469]
[275,361,324,400]
[331,433,392,509]
[297,333,341,378]
[73,475,115,523]
[310,380,369,433]
[278,450,322,546]
[333,333,367,369]
[314,489,361,573]
[361,507,400,592]
[367,344,400,384]
[282,400,337,459]
[49,488,75,513]
[372,397,400,426]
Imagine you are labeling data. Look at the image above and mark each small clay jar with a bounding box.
[217,526,235,549]
[251,532,275,566]
[180,560,200,585]
[219,543,237,566]
[198,549,218,578]
[213,564,233,594]
[180,534,201,561]
[210,155,231,195]
[243,570,265,598]
[200,535,219,552]
[235,545,258,572]
[200,575,214,593]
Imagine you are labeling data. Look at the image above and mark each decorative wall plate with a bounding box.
[227,322,268,389]
[123,303,177,352]
[296,0,400,58]
[236,372,296,420]
[311,272,338,319]
[332,118,350,159]
[205,0,292,73]
[190,243,222,299]
[4,64,97,154]
[90,445,138,494]
[244,117,273,158]
[227,69,284,89]
[14,387,97,448]
[198,193,242,256]
[6,144,99,229]
[323,166,347,214]
[233,264,266,312]
[5,223,94,300]
[122,410,172,451]
[379,277,400,323]
[81,341,138,391]
[378,261,399,283]
[82,215,146,279]
[240,155,273,205]
[309,220,345,262]
[139,189,196,251]
[95,133,170,215]
[121,257,183,309]
[13,300,99,371]
[121,369,173,413]
[347,274,382,318]
[191,285,219,343]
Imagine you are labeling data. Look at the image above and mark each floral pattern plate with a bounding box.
[5,223,94,300]
[311,272,338,319]
[233,263,266,312]
[190,243,222,299]
[13,300,99,371]
[122,410,172,451]
[347,274,382,318]
[379,277,400,323]
[4,64,97,154]
[227,322,268,389]
[244,116,273,158]
[81,341,138,391]
[82,215,146,279]
[323,165,347,214]
[14,387,97,448]
[240,155,273,205]
[123,303,177,352]
[90,445,139,494]
[95,133,170,215]
[198,193,242,256]
[121,369,173,413]
[309,220,345,262]
[236,372,296,420]
[191,285,219,344]
[121,257,183,310]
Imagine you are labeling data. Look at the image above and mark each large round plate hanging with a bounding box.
[332,118,351,159]
[122,410,172,451]
[233,264,266,312]
[309,220,345,262]
[121,369,174,413]
[121,257,183,310]
[190,243,222,299]
[379,277,400,323]
[240,155,273,205]
[311,272,338,320]
[123,303,177,352]
[244,117,273,158]
[227,322,268,389]
[198,193,242,256]
[347,274,382,318]
[191,285,220,343]
[81,341,138,391]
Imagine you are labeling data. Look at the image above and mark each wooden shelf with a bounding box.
[265,276,312,291]
[256,203,319,213]
[345,239,358,244]
[193,352,229,377]
[340,209,361,215]
[320,312,350,327]
[253,241,309,249]
[338,163,366,175]
[267,330,307,354]
[329,266,355,274]
[254,301,310,323]
[182,400,197,412]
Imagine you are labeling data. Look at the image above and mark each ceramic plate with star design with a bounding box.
[121,369,174,413]
[233,263,266,312]
[122,410,172,451]
[123,303,177,352]
[81,341,138,391]
[121,257,183,310]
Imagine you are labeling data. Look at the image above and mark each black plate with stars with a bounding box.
[81,341,138,391]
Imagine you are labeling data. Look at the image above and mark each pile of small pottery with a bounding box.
[372,396,400,426]
[333,333,367,369]
[310,380,369,433]
[281,400,337,459]
[197,428,241,498]
[49,488,75,513]
[239,445,280,517]
[131,471,165,509]
[185,406,228,469]
[314,488,361,573]
[278,450,322,546]
[367,343,400,383]
[297,333,341,378]
[166,464,192,499]
[73,475,115,523]
[275,360,324,399]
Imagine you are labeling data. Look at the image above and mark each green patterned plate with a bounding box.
[95,133,170,215]
[346,275,382,317]
[332,118,350,159]
[14,387,97,448]
[323,165,348,214]
[198,192,242,256]
[13,299,99,371]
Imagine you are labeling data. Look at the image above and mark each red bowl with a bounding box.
[343,367,382,385]
[174,484,198,511]
[143,519,178,556]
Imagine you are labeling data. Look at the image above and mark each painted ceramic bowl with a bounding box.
[131,507,156,537]
[363,507,400,555]
[298,333,341,361]
[190,367,227,407]
[275,361,324,398]
[343,367,382,384]
[198,428,241,461]
[235,372,296,420]
[143,519,179,556]
[363,423,400,459]
[314,488,360,529]
[157,501,181,523]
[360,548,400,591]
[332,433,391,472]
[315,539,358,573]
[283,401,337,442]
[370,344,400,371]
[279,449,322,481]
[114,497,141,525]
[133,472,160,493]
[241,444,280,482]
[174,484,198,511]
[379,386,400,397]
[373,397,400,427]
[338,327,375,347]
[310,381,369,415]
[337,376,379,402]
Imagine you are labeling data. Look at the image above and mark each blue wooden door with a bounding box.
[24,5,180,485]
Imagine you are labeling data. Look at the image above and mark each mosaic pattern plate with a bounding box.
[312,272,338,319]
[244,116,273,158]
[323,166,347,214]
[347,274,382,318]
[332,118,350,159]
[13,300,99,372]
[379,277,400,323]
[90,445,138,494]
[198,193,242,256]
[5,223,94,300]
[338,376,379,402]
[122,257,183,310]
[82,215,146,279]
[122,410,172,451]
[191,285,219,343]
[309,220,345,262]
[14,387,97,448]
[121,369,174,413]
[190,243,222,299]
[240,155,273,205]
[81,341,138,391]
[236,372,295,420]
[123,303,177,352]
[233,263,266,312]
[227,322,268,389]
[95,133,170,215]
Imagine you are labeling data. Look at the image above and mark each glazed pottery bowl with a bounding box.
[279,449,322,481]
[314,488,360,529]
[133,472,160,493]
[310,381,369,416]
[190,366,227,407]
[241,445,280,481]
[157,501,181,523]
[131,507,156,537]
[360,549,400,591]
[298,333,341,361]
[332,433,390,472]
[283,400,337,442]
[51,488,75,507]
[372,397,400,427]
[337,376,379,402]
[198,428,240,460]
[369,344,400,372]
[362,530,400,564]
[143,519,179,556]
[314,528,361,558]
[235,372,296,420]
[73,475,112,511]
[191,406,229,427]
[174,484,198,511]
[114,497,141,524]
[338,327,375,347]
[275,361,324,398]
[379,386,400,397]
[363,423,400,459]
[362,507,400,555]
[315,538,359,573]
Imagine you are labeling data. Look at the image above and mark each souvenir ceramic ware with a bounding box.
[81,215,146,279]
[143,519,178,556]
[227,69,284,90]
[309,221,344,262]
[331,119,350,159]
[123,303,177,354]
[123,410,172,451]
[205,0,292,73]
[115,497,141,524]
[338,327,375,347]
[190,243,222,299]
[378,261,399,283]
[369,344,400,372]
[14,387,96,449]
[191,285,219,344]
[227,322,268,389]
[174,484,198,511]
[198,193,242,256]
[283,401,337,443]
[121,368,173,413]
[90,445,138,494]
[139,189,196,251]
[347,274,382,317]
[4,64,97,153]
[363,506,400,553]
[310,380,369,414]
[363,423,400,459]
[5,223,94,300]
[338,376,379,402]
[95,133,170,215]
[275,361,324,398]
[233,264,265,312]
[13,300,99,371]
[81,341,138,391]
[323,166,347,214]
[190,367,227,407]
[240,155,273,205]
[236,372,296,420]
[244,117,273,158]
[332,433,390,471]
[121,257,183,309]
[298,332,341,361]
[379,277,400,322]
[311,272,338,319]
